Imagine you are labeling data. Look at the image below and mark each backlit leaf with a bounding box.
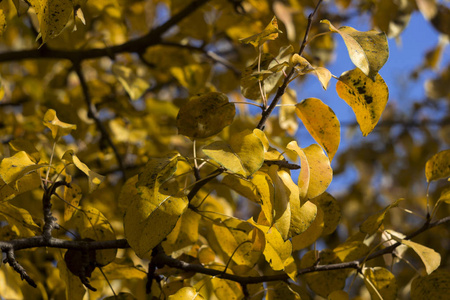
[411,270,450,300]
[336,68,389,136]
[363,267,398,300]
[321,20,389,79]
[397,239,441,275]
[176,92,235,139]
[300,250,347,298]
[112,64,150,101]
[0,9,6,36]
[296,98,340,161]
[437,187,450,205]
[239,16,282,47]
[203,129,264,177]
[425,149,450,182]
[303,144,333,199]
[123,154,189,257]
[291,54,331,90]
[62,150,104,193]
[279,88,298,135]
[43,109,77,140]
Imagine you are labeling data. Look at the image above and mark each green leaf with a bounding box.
[203,129,264,177]
[336,68,389,136]
[300,250,347,298]
[123,154,188,257]
[363,267,398,300]
[43,109,77,140]
[112,63,150,101]
[425,149,450,182]
[176,92,235,139]
[411,270,450,300]
[321,20,389,80]
[296,98,340,161]
[62,150,104,193]
[239,16,282,47]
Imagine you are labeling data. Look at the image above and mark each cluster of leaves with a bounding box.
[0,0,449,299]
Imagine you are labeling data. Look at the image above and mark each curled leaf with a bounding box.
[62,150,104,193]
[239,16,282,47]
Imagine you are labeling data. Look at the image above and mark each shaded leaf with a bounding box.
[163,208,201,256]
[62,150,104,193]
[239,16,282,47]
[43,109,77,140]
[296,98,340,161]
[321,20,389,79]
[266,281,301,300]
[363,267,398,300]
[9,139,40,163]
[328,290,349,300]
[168,287,205,300]
[279,88,298,135]
[437,187,450,205]
[312,192,341,236]
[203,129,264,177]
[112,64,150,101]
[177,92,235,139]
[336,68,389,136]
[359,198,402,235]
[222,174,262,204]
[291,205,324,251]
[300,250,347,298]
[334,241,369,262]
[425,149,450,182]
[396,239,441,275]
[63,183,82,222]
[411,270,450,300]
[0,202,41,237]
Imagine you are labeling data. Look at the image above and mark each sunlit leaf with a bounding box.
[268,165,291,240]
[291,205,324,251]
[104,293,137,300]
[336,68,389,136]
[363,267,398,300]
[163,208,201,256]
[203,129,264,177]
[177,92,235,139]
[62,150,104,193]
[239,16,282,47]
[411,270,450,300]
[251,171,275,224]
[0,151,46,187]
[300,250,347,298]
[425,149,450,182]
[123,154,189,258]
[279,88,298,135]
[303,144,333,199]
[28,0,74,43]
[222,174,262,204]
[286,141,309,200]
[321,20,389,79]
[168,287,205,300]
[212,218,261,267]
[112,63,150,101]
[393,238,441,275]
[296,98,340,161]
[291,54,332,90]
[43,109,77,140]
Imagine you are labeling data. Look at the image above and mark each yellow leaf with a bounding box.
[321,20,389,79]
[43,109,77,140]
[300,250,347,298]
[279,89,298,135]
[425,149,450,182]
[67,206,117,266]
[266,281,301,300]
[195,276,243,300]
[63,183,82,222]
[328,290,349,300]
[0,202,41,237]
[291,205,324,250]
[399,239,441,275]
[334,240,369,262]
[437,187,450,205]
[203,129,264,177]
[176,92,235,139]
[222,174,262,204]
[0,151,46,186]
[252,171,275,224]
[9,139,40,163]
[249,220,292,271]
[303,144,333,199]
[103,293,137,300]
[123,154,188,257]
[336,68,389,136]
[312,192,341,236]
[286,141,309,201]
[118,174,140,214]
[411,270,450,300]
[168,287,205,300]
[268,165,291,240]
[363,267,398,300]
[162,209,201,256]
[90,260,146,282]
[112,64,150,101]
[198,246,216,265]
[62,150,104,193]
[212,218,261,267]
[359,198,402,235]
[291,54,331,90]
[170,63,212,94]
[0,9,6,36]
[1,173,40,202]
[296,98,340,161]
[239,16,282,47]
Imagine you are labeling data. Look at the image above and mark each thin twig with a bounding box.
[4,249,37,288]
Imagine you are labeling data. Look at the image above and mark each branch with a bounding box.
[73,63,126,180]
[42,181,68,240]
[3,249,37,288]
[187,168,224,201]
[159,41,242,76]
[256,0,323,130]
[0,0,212,63]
